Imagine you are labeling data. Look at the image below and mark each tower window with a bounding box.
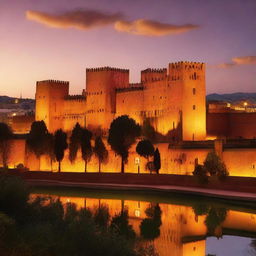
[193,88,196,95]
[193,105,196,110]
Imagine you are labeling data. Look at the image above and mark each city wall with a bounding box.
[4,139,256,177]
[207,112,256,139]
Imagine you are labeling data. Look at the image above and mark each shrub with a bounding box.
[193,164,209,184]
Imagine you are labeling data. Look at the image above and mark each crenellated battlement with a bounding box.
[141,68,167,83]
[141,68,167,73]
[86,67,129,73]
[170,61,204,70]
[36,80,69,86]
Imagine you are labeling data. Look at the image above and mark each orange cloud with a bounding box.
[218,56,256,68]
[114,19,199,36]
[26,9,199,37]
[26,9,123,30]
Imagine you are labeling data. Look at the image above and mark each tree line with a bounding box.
[0,115,161,173]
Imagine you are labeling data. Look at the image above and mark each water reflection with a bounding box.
[31,191,256,256]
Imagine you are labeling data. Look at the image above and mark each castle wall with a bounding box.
[4,139,256,177]
[116,88,144,124]
[207,112,256,139]
[63,98,86,132]
[206,113,229,137]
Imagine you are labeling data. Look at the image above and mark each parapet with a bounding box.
[36,80,69,86]
[86,67,129,73]
[141,68,167,73]
[169,61,205,70]
[141,68,167,83]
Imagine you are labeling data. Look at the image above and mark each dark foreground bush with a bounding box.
[0,172,157,256]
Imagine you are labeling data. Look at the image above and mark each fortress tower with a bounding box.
[169,62,206,141]
[35,80,69,132]
[85,67,129,131]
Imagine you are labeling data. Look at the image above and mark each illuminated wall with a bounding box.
[63,97,86,131]
[4,139,256,177]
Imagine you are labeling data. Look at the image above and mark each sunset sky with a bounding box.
[0,0,255,98]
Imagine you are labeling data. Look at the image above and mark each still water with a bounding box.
[32,187,256,256]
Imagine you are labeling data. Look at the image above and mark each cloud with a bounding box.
[26,9,123,30]
[26,9,199,36]
[218,56,256,68]
[114,19,199,36]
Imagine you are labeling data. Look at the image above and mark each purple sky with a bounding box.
[0,0,255,98]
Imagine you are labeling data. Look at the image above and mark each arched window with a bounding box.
[193,88,196,95]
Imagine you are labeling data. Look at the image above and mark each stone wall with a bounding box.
[4,139,256,177]
[207,112,256,139]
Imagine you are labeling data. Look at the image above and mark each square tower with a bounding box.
[85,67,129,132]
[35,80,69,132]
[169,62,206,141]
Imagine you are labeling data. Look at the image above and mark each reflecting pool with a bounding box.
[32,188,256,256]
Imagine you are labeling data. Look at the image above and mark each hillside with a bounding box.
[206,93,256,104]
[0,96,34,110]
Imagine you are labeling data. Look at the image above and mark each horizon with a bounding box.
[1,0,255,98]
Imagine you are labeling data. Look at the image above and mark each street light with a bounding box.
[135,157,140,174]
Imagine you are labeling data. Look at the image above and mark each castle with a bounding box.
[35,61,206,141]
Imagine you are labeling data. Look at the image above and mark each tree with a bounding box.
[153,148,161,174]
[204,152,229,180]
[204,207,227,235]
[140,204,162,240]
[0,123,13,168]
[136,139,154,160]
[26,121,49,170]
[110,209,136,240]
[69,123,82,163]
[108,115,140,173]
[81,128,93,172]
[94,136,108,173]
[141,118,156,142]
[54,129,68,172]
[45,133,55,171]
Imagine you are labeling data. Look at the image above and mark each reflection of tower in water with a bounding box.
[57,196,208,256]
[31,194,256,256]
